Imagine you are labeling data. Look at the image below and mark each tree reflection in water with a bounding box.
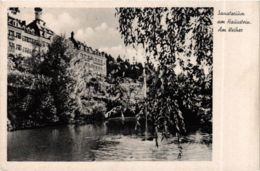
[8,122,212,161]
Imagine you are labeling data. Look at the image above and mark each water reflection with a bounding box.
[8,121,212,161]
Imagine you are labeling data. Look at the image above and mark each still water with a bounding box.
[8,119,212,161]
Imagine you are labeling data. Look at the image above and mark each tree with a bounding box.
[115,8,213,142]
[39,35,77,123]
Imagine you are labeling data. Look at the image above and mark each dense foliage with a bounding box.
[38,36,78,122]
[105,54,143,83]
[115,7,213,141]
[7,34,143,130]
[8,51,57,130]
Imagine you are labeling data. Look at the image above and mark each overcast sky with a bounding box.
[15,8,145,63]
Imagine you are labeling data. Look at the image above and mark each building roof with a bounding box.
[8,14,54,40]
[8,15,27,29]
[26,19,54,39]
[69,32,105,58]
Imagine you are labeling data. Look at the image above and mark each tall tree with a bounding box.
[40,35,76,123]
[115,8,213,141]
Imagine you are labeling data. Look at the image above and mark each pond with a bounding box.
[8,118,212,161]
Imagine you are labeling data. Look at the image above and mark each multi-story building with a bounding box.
[69,32,107,77]
[8,7,107,77]
[8,8,54,58]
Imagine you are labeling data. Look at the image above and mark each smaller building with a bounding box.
[68,32,107,77]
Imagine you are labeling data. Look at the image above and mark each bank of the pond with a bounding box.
[7,113,106,132]
[8,122,212,161]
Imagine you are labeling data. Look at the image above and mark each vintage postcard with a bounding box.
[0,1,259,171]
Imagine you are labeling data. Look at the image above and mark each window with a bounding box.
[22,36,30,43]
[16,32,21,39]
[9,42,15,48]
[8,30,14,36]
[16,44,22,51]
[23,48,32,54]
[23,47,29,53]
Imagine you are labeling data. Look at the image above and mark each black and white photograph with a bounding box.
[7,7,213,161]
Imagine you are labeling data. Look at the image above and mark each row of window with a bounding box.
[23,47,32,54]
[22,36,38,45]
[9,42,22,51]
[8,30,21,38]
[8,42,105,62]
[80,53,96,61]
[39,30,52,40]
[9,42,32,54]
[83,62,105,73]
[80,53,105,64]
[92,65,103,71]
[93,57,104,64]
[8,18,52,39]
[8,19,25,29]
[8,30,49,47]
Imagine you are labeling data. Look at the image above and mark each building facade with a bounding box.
[8,7,107,77]
[8,8,54,59]
[68,32,107,77]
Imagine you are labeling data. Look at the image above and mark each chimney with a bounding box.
[34,7,42,20]
[71,31,74,39]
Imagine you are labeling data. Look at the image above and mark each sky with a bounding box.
[14,8,145,63]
